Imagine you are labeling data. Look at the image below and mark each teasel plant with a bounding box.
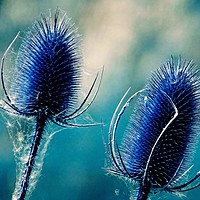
[106,57,200,200]
[0,9,103,200]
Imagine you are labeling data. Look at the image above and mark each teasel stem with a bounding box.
[17,109,47,200]
[136,180,151,200]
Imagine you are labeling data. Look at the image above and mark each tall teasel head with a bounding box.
[11,10,81,119]
[107,57,200,200]
[1,8,102,125]
[1,9,102,199]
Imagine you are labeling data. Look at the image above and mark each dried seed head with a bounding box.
[10,9,82,118]
[107,57,200,199]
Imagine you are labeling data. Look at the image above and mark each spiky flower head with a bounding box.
[10,9,82,120]
[108,57,200,199]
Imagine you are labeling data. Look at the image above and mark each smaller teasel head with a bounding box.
[1,9,102,125]
[107,57,200,200]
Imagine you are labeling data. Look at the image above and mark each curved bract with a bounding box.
[1,9,102,200]
[107,57,200,200]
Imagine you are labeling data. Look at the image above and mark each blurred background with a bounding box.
[0,0,200,199]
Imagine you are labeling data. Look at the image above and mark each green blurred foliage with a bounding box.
[0,0,200,199]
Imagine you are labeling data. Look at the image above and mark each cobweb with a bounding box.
[2,113,56,200]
